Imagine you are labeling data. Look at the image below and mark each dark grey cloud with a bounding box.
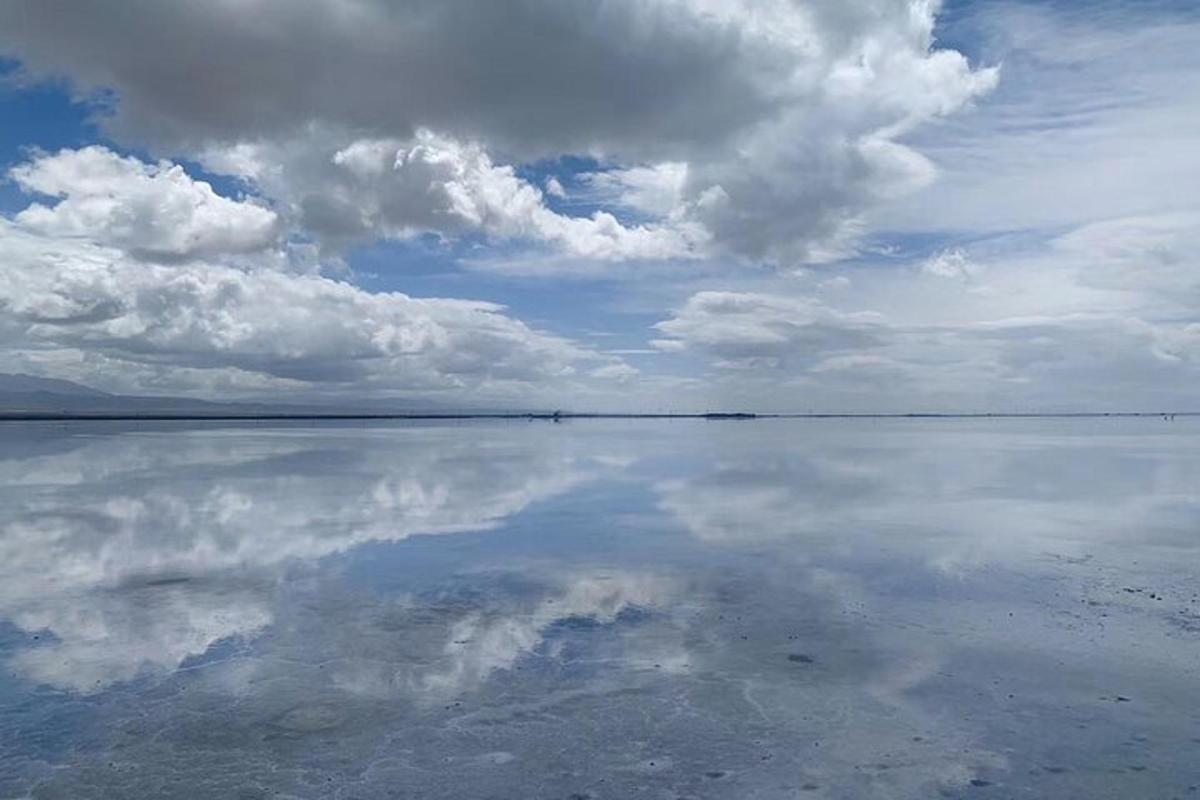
[0,0,779,159]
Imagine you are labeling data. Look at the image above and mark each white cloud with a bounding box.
[0,1,1193,411]
[649,208,1200,410]
[1054,212,1200,305]
[0,148,640,400]
[921,248,974,279]
[0,0,997,265]
[578,162,690,219]
[653,291,883,369]
[10,146,280,260]
[206,131,707,261]
[389,133,703,260]
[543,176,566,199]
[0,219,617,393]
[589,362,640,382]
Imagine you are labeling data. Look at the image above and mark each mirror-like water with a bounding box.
[1,419,1197,798]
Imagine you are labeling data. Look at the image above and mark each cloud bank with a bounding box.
[0,0,996,264]
[0,149,629,399]
[0,1,1195,409]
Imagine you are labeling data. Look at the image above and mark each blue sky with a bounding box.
[0,1,1197,411]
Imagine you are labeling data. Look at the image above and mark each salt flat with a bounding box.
[1,418,1197,798]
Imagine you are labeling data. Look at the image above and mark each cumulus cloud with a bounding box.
[649,213,1200,411]
[254,130,706,259]
[3,1,1191,411]
[0,219,617,392]
[10,146,280,260]
[0,0,996,265]
[0,148,638,400]
[577,162,690,219]
[543,176,566,199]
[653,291,884,368]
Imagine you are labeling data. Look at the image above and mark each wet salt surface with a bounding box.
[0,418,1198,799]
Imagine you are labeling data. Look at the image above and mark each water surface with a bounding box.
[1,419,1198,798]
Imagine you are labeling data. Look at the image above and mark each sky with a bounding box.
[0,0,1197,412]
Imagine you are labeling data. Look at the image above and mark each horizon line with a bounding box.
[0,411,1195,423]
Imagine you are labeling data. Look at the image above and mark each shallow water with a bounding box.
[0,418,1197,799]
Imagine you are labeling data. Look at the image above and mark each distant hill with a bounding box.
[0,373,113,398]
[0,374,239,416]
[0,373,519,418]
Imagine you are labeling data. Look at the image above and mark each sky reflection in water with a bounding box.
[1,419,1198,798]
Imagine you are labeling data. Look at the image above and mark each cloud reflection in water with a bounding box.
[0,419,1198,799]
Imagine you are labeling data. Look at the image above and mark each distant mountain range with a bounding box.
[3,373,1192,421]
[0,373,268,416]
[0,373,113,398]
[0,374,500,418]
